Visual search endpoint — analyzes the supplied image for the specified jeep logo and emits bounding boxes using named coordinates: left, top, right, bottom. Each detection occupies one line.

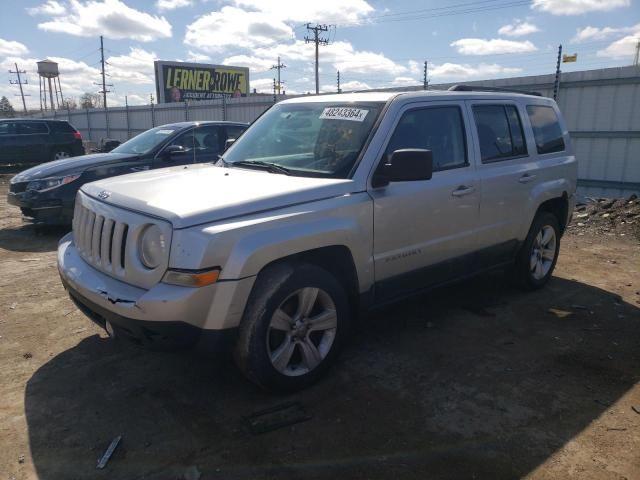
left=97, top=191, right=111, bottom=200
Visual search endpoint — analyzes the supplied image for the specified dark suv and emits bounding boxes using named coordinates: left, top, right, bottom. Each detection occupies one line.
left=0, top=119, right=85, bottom=167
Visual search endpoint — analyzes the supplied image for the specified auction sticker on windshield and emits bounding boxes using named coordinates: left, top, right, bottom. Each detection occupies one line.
left=320, top=107, right=369, bottom=122
left=156, top=129, right=174, bottom=135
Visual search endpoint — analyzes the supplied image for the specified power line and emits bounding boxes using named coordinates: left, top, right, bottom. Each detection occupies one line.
left=9, top=63, right=29, bottom=114
left=305, top=23, right=329, bottom=95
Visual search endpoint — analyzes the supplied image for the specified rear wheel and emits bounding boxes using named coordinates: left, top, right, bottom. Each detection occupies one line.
left=235, top=262, right=350, bottom=391
left=51, top=148, right=70, bottom=161
left=514, top=211, right=560, bottom=290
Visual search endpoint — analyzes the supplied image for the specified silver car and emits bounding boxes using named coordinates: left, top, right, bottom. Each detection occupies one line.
left=58, top=89, right=577, bottom=390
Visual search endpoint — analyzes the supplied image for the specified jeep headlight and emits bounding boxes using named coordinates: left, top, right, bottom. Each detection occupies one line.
left=27, top=174, right=80, bottom=192
left=139, top=224, right=166, bottom=269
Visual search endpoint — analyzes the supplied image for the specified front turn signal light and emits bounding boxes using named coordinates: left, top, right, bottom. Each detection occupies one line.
left=162, top=267, right=221, bottom=287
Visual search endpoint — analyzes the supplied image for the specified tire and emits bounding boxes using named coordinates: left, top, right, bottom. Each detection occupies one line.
left=514, top=211, right=561, bottom=290
left=234, top=262, right=350, bottom=392
left=51, top=148, right=70, bottom=161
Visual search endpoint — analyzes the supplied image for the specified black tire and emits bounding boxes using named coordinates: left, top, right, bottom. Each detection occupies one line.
left=234, top=262, right=350, bottom=392
left=514, top=211, right=561, bottom=290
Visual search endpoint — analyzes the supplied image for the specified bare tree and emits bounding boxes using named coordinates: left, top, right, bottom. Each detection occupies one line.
left=79, top=92, right=103, bottom=109
left=61, top=98, right=78, bottom=110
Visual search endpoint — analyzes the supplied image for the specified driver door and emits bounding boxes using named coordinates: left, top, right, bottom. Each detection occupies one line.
left=369, top=102, right=480, bottom=302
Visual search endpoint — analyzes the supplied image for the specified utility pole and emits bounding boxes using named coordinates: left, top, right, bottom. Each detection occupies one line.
left=305, top=23, right=329, bottom=95
left=270, top=56, right=286, bottom=94
left=273, top=78, right=277, bottom=103
left=634, top=41, right=640, bottom=66
left=423, top=61, right=428, bottom=90
left=9, top=62, right=29, bottom=113
left=337, top=70, right=341, bottom=93
left=95, top=36, right=112, bottom=108
left=553, top=44, right=562, bottom=101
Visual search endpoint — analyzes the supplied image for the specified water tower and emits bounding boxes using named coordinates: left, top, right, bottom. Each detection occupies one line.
left=37, top=59, right=64, bottom=111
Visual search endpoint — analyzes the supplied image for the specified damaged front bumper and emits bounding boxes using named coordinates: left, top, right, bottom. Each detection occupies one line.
left=57, top=233, right=253, bottom=350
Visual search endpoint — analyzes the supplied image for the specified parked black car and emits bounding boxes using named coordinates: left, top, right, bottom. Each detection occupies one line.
left=0, top=119, right=85, bottom=166
left=8, top=121, right=248, bottom=225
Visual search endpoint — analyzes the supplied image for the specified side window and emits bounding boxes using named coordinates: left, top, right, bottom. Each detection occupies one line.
left=169, top=130, right=197, bottom=151
left=0, top=122, right=15, bottom=135
left=17, top=122, right=48, bottom=135
left=385, top=106, right=467, bottom=171
left=526, top=105, right=565, bottom=154
left=194, top=126, right=223, bottom=156
left=225, top=125, right=246, bottom=141
left=473, top=105, right=527, bottom=162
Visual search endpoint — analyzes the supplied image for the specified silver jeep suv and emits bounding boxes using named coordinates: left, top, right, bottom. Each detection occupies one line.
left=58, top=88, right=577, bottom=390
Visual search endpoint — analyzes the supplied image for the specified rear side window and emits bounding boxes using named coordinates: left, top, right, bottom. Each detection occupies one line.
left=0, top=122, right=14, bottom=135
left=526, top=105, right=565, bottom=154
left=385, top=106, right=467, bottom=171
left=17, top=122, right=48, bottom=135
left=226, top=125, right=246, bottom=140
left=473, top=105, right=527, bottom=162
left=49, top=121, right=76, bottom=133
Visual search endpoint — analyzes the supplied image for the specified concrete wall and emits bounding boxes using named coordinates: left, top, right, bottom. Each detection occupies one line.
left=38, top=66, right=640, bottom=197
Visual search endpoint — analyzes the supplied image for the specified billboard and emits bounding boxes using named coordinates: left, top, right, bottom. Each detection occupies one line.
left=154, top=60, right=250, bottom=103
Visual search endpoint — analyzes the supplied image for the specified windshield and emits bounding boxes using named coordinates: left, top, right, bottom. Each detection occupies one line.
left=223, top=102, right=384, bottom=178
left=112, top=125, right=180, bottom=155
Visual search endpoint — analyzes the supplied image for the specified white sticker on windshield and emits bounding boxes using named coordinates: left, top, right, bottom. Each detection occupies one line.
left=156, top=129, right=174, bottom=135
left=320, top=107, right=369, bottom=122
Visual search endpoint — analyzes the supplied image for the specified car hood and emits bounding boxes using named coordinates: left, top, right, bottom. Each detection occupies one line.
left=10, top=152, right=137, bottom=182
left=81, top=163, right=356, bottom=229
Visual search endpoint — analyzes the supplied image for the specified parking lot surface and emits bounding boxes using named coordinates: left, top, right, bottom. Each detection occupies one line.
left=1, top=174, right=639, bottom=480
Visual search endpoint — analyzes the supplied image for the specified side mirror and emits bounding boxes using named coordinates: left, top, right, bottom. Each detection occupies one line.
left=161, top=144, right=186, bottom=161
left=224, top=138, right=236, bottom=151
left=372, top=149, right=433, bottom=188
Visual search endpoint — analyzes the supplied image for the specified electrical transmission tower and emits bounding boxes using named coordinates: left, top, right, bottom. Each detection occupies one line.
left=337, top=71, right=341, bottom=93
left=305, top=24, right=329, bottom=95
left=271, top=56, right=286, bottom=95
left=9, top=63, right=29, bottom=113
left=423, top=61, right=428, bottom=90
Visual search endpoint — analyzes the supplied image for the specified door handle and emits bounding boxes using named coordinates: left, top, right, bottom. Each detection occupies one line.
left=519, top=173, right=537, bottom=184
left=451, top=185, right=475, bottom=197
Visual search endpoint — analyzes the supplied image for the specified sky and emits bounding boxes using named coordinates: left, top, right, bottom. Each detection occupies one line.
left=0, top=0, right=638, bottom=110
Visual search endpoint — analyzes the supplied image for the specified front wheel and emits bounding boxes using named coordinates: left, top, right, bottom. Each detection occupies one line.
left=514, top=212, right=561, bottom=290
left=234, top=263, right=350, bottom=391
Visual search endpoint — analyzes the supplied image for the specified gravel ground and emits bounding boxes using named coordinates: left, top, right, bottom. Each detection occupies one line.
left=1, top=174, right=639, bottom=480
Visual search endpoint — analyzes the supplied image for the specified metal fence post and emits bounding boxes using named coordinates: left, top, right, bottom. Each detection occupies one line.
left=105, top=108, right=110, bottom=139
left=125, top=104, right=131, bottom=139
left=222, top=95, right=227, bottom=121
left=86, top=108, right=92, bottom=141
left=184, top=100, right=189, bottom=121
left=151, top=102, right=155, bottom=127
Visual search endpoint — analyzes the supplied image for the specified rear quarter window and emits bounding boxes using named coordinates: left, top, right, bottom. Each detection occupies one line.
left=526, top=105, right=565, bottom=154
left=49, top=121, right=76, bottom=133
left=18, top=122, right=48, bottom=135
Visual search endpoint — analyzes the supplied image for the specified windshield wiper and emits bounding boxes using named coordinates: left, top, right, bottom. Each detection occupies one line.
left=230, top=160, right=292, bottom=175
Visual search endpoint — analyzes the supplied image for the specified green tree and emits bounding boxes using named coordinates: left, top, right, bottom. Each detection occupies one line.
left=0, top=96, right=16, bottom=118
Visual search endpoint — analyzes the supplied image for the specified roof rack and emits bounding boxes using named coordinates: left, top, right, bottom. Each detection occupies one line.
left=448, top=85, right=542, bottom=97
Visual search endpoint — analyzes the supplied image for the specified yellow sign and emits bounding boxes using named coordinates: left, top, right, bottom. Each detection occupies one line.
left=562, top=54, right=578, bottom=63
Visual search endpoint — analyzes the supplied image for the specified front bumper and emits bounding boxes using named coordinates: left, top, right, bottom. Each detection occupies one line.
left=57, top=233, right=255, bottom=350
left=8, top=189, right=72, bottom=224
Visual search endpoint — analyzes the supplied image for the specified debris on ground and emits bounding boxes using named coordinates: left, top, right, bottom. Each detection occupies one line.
left=17, top=454, right=24, bottom=464
left=568, top=194, right=640, bottom=239
left=181, top=465, right=202, bottom=480
left=9, top=302, right=17, bottom=310
left=547, top=308, right=573, bottom=318
left=632, top=406, right=640, bottom=415
left=245, top=402, right=310, bottom=435
left=22, top=353, right=32, bottom=359
left=96, top=435, right=121, bottom=469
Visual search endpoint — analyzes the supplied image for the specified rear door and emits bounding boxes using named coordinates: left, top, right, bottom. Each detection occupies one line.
left=16, top=121, right=50, bottom=164
left=466, top=100, right=534, bottom=264
left=369, top=101, right=480, bottom=302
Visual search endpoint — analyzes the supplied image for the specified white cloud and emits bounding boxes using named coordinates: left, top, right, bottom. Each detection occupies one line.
left=340, top=80, right=371, bottom=91
left=431, top=63, right=522, bottom=79
left=250, top=77, right=275, bottom=93
left=391, top=76, right=419, bottom=86
left=597, top=34, right=640, bottom=58
left=185, top=6, right=293, bottom=52
left=26, top=0, right=66, bottom=15
left=34, top=0, right=172, bottom=42
left=156, top=0, right=191, bottom=11
left=573, top=23, right=640, bottom=42
left=498, top=21, right=540, bottom=37
left=186, top=50, right=211, bottom=62
left=232, top=0, right=374, bottom=24
left=451, top=38, right=538, bottom=55
left=223, top=55, right=274, bottom=72
left=531, top=0, right=630, bottom=15
left=106, top=48, right=157, bottom=84
left=407, top=60, right=422, bottom=76
left=0, top=38, right=29, bottom=57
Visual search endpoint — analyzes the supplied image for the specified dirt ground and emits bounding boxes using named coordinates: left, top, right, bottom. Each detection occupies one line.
left=1, top=174, right=639, bottom=480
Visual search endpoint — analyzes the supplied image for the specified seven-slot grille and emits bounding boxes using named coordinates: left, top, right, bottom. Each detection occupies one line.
left=73, top=200, right=129, bottom=277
